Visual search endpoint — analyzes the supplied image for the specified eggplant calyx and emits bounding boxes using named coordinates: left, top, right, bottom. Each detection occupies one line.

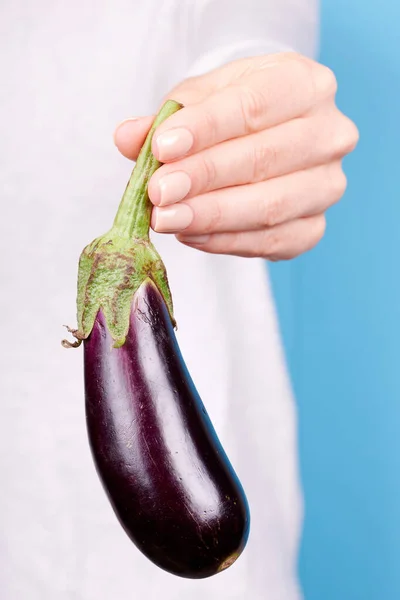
left=61, top=325, right=84, bottom=348
left=68, top=231, right=174, bottom=348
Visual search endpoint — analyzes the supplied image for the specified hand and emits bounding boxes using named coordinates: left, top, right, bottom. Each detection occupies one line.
left=114, top=53, right=359, bottom=260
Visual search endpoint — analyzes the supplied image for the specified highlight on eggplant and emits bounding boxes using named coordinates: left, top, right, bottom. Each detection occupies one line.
left=63, top=100, right=250, bottom=579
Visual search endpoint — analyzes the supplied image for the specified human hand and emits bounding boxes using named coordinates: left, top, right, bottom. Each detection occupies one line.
left=114, top=53, right=359, bottom=260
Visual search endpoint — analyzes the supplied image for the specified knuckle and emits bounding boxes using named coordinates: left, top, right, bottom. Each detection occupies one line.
left=332, top=165, right=348, bottom=200
left=285, top=56, right=318, bottom=108
left=292, top=59, right=322, bottom=112
left=250, top=143, right=277, bottom=182
left=296, top=55, right=316, bottom=85
left=328, top=163, right=347, bottom=202
left=332, top=115, right=360, bottom=158
left=319, top=214, right=327, bottom=238
left=280, top=51, right=304, bottom=62
left=201, top=155, right=217, bottom=191
left=314, top=215, right=327, bottom=243
left=336, top=172, right=348, bottom=200
left=346, top=118, right=360, bottom=151
left=213, top=232, right=243, bottom=256
left=259, top=228, right=282, bottom=259
left=314, top=63, right=338, bottom=99
left=321, top=65, right=338, bottom=96
left=239, top=86, right=267, bottom=133
left=203, top=198, right=223, bottom=233
left=267, top=253, right=281, bottom=263
left=258, top=194, right=286, bottom=228
left=201, top=108, right=218, bottom=146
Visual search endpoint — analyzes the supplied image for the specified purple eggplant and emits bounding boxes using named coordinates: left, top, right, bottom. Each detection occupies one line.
left=63, top=100, right=250, bottom=578
left=84, top=280, right=249, bottom=577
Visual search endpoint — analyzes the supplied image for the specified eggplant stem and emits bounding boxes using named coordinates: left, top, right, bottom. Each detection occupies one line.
left=112, top=100, right=183, bottom=240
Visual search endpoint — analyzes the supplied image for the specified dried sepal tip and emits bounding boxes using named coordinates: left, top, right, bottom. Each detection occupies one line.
left=61, top=325, right=85, bottom=349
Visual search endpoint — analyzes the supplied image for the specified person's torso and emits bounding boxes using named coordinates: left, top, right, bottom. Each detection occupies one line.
left=0, top=2, right=302, bottom=598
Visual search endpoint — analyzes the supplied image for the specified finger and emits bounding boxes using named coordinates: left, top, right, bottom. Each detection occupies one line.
left=165, top=53, right=296, bottom=104
left=113, top=116, right=154, bottom=160
left=148, top=109, right=354, bottom=206
left=176, top=215, right=326, bottom=260
left=151, top=55, right=324, bottom=162
left=151, top=162, right=345, bottom=235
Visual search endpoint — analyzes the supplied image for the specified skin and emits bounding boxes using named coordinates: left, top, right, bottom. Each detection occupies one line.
left=84, top=282, right=249, bottom=578
left=114, top=53, right=359, bottom=260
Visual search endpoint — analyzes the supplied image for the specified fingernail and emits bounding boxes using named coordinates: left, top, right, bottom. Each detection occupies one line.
left=156, top=171, right=192, bottom=206
left=178, top=234, right=210, bottom=245
left=113, top=117, right=140, bottom=145
left=154, top=128, right=194, bottom=161
left=152, top=204, right=194, bottom=233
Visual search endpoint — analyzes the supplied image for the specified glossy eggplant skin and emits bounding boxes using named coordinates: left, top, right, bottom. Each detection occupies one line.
left=84, top=280, right=250, bottom=579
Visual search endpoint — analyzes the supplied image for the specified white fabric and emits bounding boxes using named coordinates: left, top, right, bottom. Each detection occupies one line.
left=0, top=1, right=318, bottom=599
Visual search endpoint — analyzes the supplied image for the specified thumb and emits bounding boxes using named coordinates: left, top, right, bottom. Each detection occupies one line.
left=113, top=115, right=154, bottom=160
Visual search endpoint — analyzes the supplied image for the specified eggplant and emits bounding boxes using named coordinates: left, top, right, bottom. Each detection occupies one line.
left=63, top=100, right=250, bottom=578
left=84, top=280, right=249, bottom=577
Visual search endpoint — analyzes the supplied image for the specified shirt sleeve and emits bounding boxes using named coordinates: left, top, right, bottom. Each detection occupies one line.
left=186, top=0, right=319, bottom=77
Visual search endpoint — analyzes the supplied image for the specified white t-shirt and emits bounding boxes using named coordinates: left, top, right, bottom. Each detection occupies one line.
left=0, top=1, right=318, bottom=599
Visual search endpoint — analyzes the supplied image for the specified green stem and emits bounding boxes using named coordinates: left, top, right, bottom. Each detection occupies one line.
left=112, top=100, right=183, bottom=239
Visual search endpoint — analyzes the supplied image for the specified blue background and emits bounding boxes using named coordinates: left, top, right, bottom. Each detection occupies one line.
left=270, top=1, right=400, bottom=599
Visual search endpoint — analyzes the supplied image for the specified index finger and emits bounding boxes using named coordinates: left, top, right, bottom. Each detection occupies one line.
left=152, top=54, right=317, bottom=162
